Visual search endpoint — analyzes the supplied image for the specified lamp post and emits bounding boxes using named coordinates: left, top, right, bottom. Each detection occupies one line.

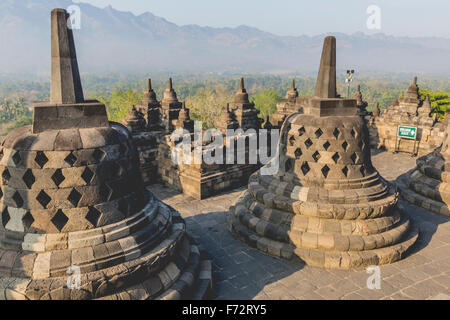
left=345, top=69, right=355, bottom=98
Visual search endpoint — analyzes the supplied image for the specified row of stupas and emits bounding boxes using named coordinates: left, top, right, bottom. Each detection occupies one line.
left=228, top=36, right=419, bottom=269
left=0, top=9, right=212, bottom=300
left=123, top=75, right=267, bottom=199
left=370, top=77, right=446, bottom=155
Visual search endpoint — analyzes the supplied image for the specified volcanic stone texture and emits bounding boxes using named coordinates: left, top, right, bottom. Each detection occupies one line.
left=228, top=114, right=419, bottom=269
left=0, top=122, right=213, bottom=299
left=397, top=123, right=450, bottom=217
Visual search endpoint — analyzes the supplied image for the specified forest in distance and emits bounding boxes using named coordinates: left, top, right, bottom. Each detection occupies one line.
left=0, top=72, right=449, bottom=134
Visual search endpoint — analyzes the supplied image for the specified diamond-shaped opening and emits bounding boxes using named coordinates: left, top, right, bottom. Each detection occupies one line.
left=2, top=207, right=10, bottom=227
left=350, top=152, right=358, bottom=164
left=51, top=169, right=65, bottom=187
left=51, top=209, right=68, bottom=232
left=2, top=168, right=11, bottom=184
left=323, top=141, right=331, bottom=151
left=22, top=211, right=34, bottom=230
left=35, top=151, right=49, bottom=168
left=289, top=136, right=296, bottom=146
left=285, top=159, right=293, bottom=172
left=342, top=166, right=349, bottom=177
left=321, top=165, right=330, bottom=178
left=304, top=138, right=313, bottom=149
left=315, top=128, right=323, bottom=138
left=12, top=191, right=24, bottom=208
left=68, top=188, right=82, bottom=207
left=36, top=190, right=51, bottom=209
left=298, top=127, right=306, bottom=136
left=360, top=166, right=366, bottom=177
left=22, top=169, right=35, bottom=189
left=64, top=152, right=77, bottom=166
left=294, top=148, right=302, bottom=159
left=342, top=141, right=348, bottom=151
left=0, top=187, right=3, bottom=200
left=312, top=151, right=321, bottom=162
left=301, top=162, right=310, bottom=175
left=350, top=128, right=357, bottom=138
left=12, top=151, right=21, bottom=166
left=99, top=184, right=112, bottom=202
left=86, top=206, right=101, bottom=227
left=81, top=167, right=94, bottom=184
left=333, top=128, right=340, bottom=139
left=0, top=149, right=3, bottom=162
left=93, top=148, right=106, bottom=162
left=118, top=198, right=129, bottom=215
left=332, top=152, right=340, bottom=164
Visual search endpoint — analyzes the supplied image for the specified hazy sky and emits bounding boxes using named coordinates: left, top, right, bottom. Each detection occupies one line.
left=75, top=0, right=450, bottom=38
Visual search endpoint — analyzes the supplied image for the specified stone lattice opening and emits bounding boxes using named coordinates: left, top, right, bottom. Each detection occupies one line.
left=323, top=141, right=331, bottom=151
left=22, top=169, right=35, bottom=189
left=51, top=169, right=65, bottom=187
left=86, top=206, right=101, bottom=227
left=68, top=188, right=82, bottom=207
left=332, top=152, right=340, bottom=164
left=51, top=209, right=69, bottom=231
left=35, top=151, right=49, bottom=168
left=312, top=151, right=321, bottom=162
left=342, top=166, right=349, bottom=177
left=301, top=162, right=310, bottom=175
left=315, top=128, right=323, bottom=138
left=36, top=190, right=52, bottom=209
left=22, top=211, right=34, bottom=230
left=321, top=165, right=330, bottom=178
left=93, top=148, right=106, bottom=162
left=304, top=138, right=313, bottom=149
left=2, top=168, right=11, bottom=184
left=289, top=136, right=296, bottom=146
left=2, top=207, right=10, bottom=227
left=298, top=126, right=306, bottom=137
left=12, top=151, right=22, bottom=166
left=64, top=152, right=77, bottom=166
left=350, top=153, right=358, bottom=164
left=342, top=141, right=348, bottom=151
left=12, top=191, right=24, bottom=207
left=81, top=167, right=94, bottom=184
left=294, top=148, right=302, bottom=159
left=333, top=128, right=340, bottom=139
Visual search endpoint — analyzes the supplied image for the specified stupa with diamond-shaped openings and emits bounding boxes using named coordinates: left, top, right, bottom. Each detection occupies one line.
left=228, top=36, right=419, bottom=269
left=0, top=9, right=212, bottom=300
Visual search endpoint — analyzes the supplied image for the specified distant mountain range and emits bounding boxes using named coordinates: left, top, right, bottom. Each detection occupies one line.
left=1, top=0, right=450, bottom=75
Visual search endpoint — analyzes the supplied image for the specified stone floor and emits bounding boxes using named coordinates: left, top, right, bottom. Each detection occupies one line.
left=149, top=150, right=450, bottom=300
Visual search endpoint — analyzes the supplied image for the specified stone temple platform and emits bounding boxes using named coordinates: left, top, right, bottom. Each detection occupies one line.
left=0, top=9, right=212, bottom=300
left=397, top=122, right=450, bottom=217
left=150, top=150, right=450, bottom=300
left=228, top=36, right=418, bottom=269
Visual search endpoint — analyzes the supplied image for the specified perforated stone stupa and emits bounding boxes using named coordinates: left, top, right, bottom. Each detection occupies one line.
left=0, top=9, right=212, bottom=300
left=397, top=121, right=450, bottom=217
left=228, top=36, right=419, bottom=269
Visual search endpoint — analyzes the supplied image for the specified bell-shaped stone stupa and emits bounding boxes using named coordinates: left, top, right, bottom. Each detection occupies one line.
left=228, top=36, right=418, bottom=269
left=0, top=9, right=212, bottom=300
left=397, top=120, right=450, bottom=217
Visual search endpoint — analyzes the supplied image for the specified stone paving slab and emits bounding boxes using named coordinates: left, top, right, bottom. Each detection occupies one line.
left=149, top=150, right=450, bottom=300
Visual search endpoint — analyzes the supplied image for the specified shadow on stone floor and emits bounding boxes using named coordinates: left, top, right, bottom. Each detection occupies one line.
left=184, top=211, right=304, bottom=300
left=399, top=199, right=450, bottom=258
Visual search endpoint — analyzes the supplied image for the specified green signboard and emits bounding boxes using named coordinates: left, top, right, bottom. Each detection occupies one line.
left=397, top=125, right=417, bottom=140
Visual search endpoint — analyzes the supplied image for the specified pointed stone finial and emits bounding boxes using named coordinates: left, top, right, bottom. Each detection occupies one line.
left=291, top=79, right=296, bottom=90
left=50, top=8, right=84, bottom=104
left=168, top=78, right=173, bottom=90
left=148, top=78, right=152, bottom=91
left=314, top=36, right=337, bottom=99
left=240, top=77, right=245, bottom=91
left=357, top=84, right=361, bottom=92
left=414, top=76, right=417, bottom=85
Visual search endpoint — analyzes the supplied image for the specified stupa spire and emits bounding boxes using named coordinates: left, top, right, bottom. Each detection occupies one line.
left=50, top=8, right=84, bottom=104
left=314, top=36, right=337, bottom=98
